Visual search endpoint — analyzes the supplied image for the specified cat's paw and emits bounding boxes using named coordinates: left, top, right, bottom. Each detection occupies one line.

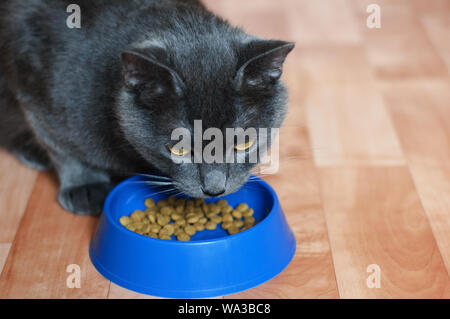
left=12, top=144, right=52, bottom=171
left=58, top=183, right=114, bottom=216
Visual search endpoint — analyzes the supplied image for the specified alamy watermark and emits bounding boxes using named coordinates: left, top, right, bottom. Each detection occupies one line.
left=66, top=264, right=81, bottom=288
left=366, top=4, right=381, bottom=29
left=66, top=4, right=81, bottom=29
left=366, top=264, right=381, bottom=288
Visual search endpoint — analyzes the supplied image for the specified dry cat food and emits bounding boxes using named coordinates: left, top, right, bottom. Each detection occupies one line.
left=119, top=197, right=256, bottom=241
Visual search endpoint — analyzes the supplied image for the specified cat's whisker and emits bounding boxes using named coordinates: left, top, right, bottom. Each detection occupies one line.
left=127, top=180, right=173, bottom=186
left=248, top=176, right=263, bottom=180
left=141, top=187, right=179, bottom=198
left=171, top=191, right=185, bottom=198
left=250, top=172, right=275, bottom=177
left=134, top=173, right=172, bottom=181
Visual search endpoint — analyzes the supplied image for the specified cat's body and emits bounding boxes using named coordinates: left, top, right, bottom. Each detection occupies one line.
left=0, top=0, right=293, bottom=215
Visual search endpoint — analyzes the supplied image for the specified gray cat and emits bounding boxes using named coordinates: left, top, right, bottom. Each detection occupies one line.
left=0, top=0, right=294, bottom=215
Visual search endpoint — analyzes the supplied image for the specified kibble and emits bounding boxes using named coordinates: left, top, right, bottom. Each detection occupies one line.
left=144, top=198, right=155, bottom=208
left=184, top=225, right=196, bottom=236
left=209, top=204, right=220, bottom=214
left=150, top=224, right=161, bottom=234
left=206, top=212, right=218, bottom=218
left=147, top=213, right=156, bottom=224
left=120, top=197, right=257, bottom=240
left=187, top=216, right=199, bottom=224
left=175, top=205, right=184, bottom=214
left=142, top=224, right=151, bottom=234
left=210, top=215, right=222, bottom=224
left=185, top=212, right=196, bottom=219
left=168, top=196, right=176, bottom=206
left=157, top=214, right=171, bottom=226
left=205, top=221, right=217, bottom=230
left=126, top=224, right=136, bottom=232
left=130, top=210, right=145, bottom=221
left=119, top=216, right=132, bottom=226
left=243, top=208, right=254, bottom=217
left=161, top=224, right=175, bottom=236
left=217, top=199, right=228, bottom=207
left=133, top=221, right=144, bottom=230
left=195, top=198, right=205, bottom=206
left=221, top=205, right=233, bottom=214
left=231, top=210, right=242, bottom=219
left=160, top=206, right=173, bottom=216
left=175, top=218, right=187, bottom=226
left=186, top=206, right=195, bottom=215
left=228, top=226, right=240, bottom=235
left=235, top=220, right=244, bottom=228
left=221, top=221, right=233, bottom=229
left=177, top=233, right=191, bottom=241
left=171, top=213, right=183, bottom=221
left=244, top=216, right=255, bottom=225
left=222, top=214, right=233, bottom=223
left=157, top=199, right=168, bottom=207
left=194, top=223, right=205, bottom=231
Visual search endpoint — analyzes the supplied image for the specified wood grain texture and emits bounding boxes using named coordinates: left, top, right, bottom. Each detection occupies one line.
left=0, top=0, right=449, bottom=299
left=107, top=283, right=224, bottom=299
left=203, top=0, right=292, bottom=40
left=412, top=0, right=450, bottom=14
left=299, top=48, right=405, bottom=166
left=380, top=79, right=450, bottom=273
left=318, top=167, right=450, bottom=298
left=0, top=243, right=11, bottom=276
left=291, top=47, right=374, bottom=84
left=352, top=0, right=448, bottom=79
left=420, top=13, right=450, bottom=74
left=107, top=283, right=162, bottom=299
left=0, top=150, right=38, bottom=243
left=287, top=0, right=362, bottom=46
left=0, top=173, right=110, bottom=298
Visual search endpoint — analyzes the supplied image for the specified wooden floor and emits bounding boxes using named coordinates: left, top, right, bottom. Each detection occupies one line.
left=1, top=0, right=449, bottom=298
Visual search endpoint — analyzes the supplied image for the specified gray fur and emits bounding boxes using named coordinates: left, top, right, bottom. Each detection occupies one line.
left=0, top=0, right=294, bottom=215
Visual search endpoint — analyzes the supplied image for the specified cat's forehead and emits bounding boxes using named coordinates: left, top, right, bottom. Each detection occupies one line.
left=134, top=33, right=272, bottom=130
left=172, top=43, right=238, bottom=87
left=169, top=42, right=244, bottom=126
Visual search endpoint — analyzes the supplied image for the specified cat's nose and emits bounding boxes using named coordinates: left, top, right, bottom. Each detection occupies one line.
left=202, top=170, right=226, bottom=197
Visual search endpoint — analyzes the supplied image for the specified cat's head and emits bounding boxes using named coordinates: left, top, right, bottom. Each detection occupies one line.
left=117, top=33, right=294, bottom=198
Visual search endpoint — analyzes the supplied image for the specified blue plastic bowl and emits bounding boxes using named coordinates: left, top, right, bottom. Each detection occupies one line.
left=90, top=175, right=296, bottom=298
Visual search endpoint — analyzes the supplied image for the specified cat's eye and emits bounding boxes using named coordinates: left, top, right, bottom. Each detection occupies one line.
left=234, top=140, right=255, bottom=151
left=168, top=146, right=190, bottom=156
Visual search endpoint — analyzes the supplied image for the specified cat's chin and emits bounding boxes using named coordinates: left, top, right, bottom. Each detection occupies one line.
left=170, top=174, right=250, bottom=199
left=174, top=188, right=212, bottom=199
left=175, top=183, right=248, bottom=199
left=172, top=186, right=234, bottom=199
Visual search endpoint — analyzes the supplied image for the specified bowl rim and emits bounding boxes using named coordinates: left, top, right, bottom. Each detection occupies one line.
left=103, top=175, right=280, bottom=245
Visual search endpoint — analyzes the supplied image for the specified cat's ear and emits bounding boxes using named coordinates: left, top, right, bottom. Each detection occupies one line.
left=120, top=48, right=184, bottom=97
left=235, top=40, right=295, bottom=89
